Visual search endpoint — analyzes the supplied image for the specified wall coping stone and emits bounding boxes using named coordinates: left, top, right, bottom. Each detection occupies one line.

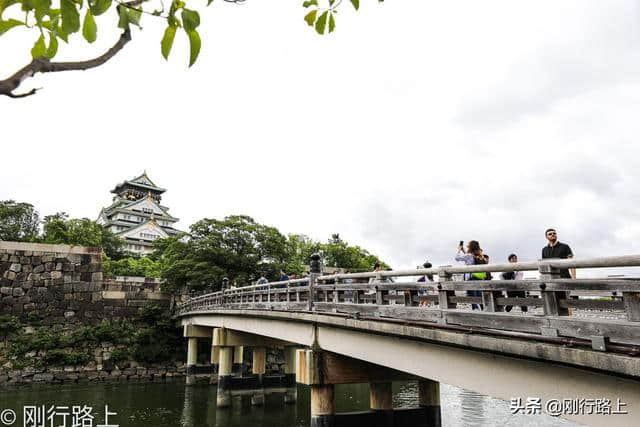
left=0, top=241, right=101, bottom=255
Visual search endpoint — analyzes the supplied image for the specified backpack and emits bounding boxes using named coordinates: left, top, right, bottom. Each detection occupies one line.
left=470, top=256, right=488, bottom=280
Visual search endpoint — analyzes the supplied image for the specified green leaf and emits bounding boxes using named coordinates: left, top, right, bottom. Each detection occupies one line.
left=82, top=9, right=96, bottom=43
left=328, top=12, right=335, bottom=33
left=89, top=0, right=111, bottom=16
left=161, top=25, right=176, bottom=60
left=117, top=5, right=141, bottom=30
left=206, top=0, right=213, bottom=6
left=315, top=10, right=327, bottom=35
left=187, top=29, right=200, bottom=67
left=34, top=0, right=51, bottom=25
left=45, top=31, right=58, bottom=57
left=181, top=8, right=199, bottom=32
left=127, top=7, right=141, bottom=27
left=31, top=33, right=46, bottom=58
left=60, top=0, right=79, bottom=35
left=350, top=0, right=359, bottom=10
left=303, top=9, right=316, bottom=27
left=302, top=0, right=317, bottom=7
left=0, top=18, right=24, bottom=36
left=1, top=0, right=21, bottom=16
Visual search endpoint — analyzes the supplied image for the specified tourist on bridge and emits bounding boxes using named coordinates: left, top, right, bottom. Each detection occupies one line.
left=455, top=240, right=488, bottom=310
left=256, top=274, right=269, bottom=285
left=279, top=270, right=290, bottom=282
left=542, top=228, right=575, bottom=279
left=417, top=261, right=434, bottom=307
left=501, top=253, right=527, bottom=313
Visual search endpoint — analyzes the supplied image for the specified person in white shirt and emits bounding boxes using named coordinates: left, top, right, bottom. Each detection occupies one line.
left=501, top=253, right=527, bottom=312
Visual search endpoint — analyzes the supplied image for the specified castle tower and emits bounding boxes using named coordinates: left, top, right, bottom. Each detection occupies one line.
left=97, top=171, right=181, bottom=255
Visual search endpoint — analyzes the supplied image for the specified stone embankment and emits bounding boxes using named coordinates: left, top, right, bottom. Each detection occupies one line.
left=0, top=242, right=182, bottom=387
left=0, top=242, right=169, bottom=322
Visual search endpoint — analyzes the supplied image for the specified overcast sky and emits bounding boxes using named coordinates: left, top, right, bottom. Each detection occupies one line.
left=2, top=1, right=640, bottom=275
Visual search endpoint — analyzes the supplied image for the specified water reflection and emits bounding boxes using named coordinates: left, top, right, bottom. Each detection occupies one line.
left=459, top=390, right=487, bottom=426
left=0, top=381, right=579, bottom=427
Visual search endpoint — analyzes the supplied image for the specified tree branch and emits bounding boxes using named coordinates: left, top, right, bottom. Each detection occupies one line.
left=0, top=29, right=132, bottom=99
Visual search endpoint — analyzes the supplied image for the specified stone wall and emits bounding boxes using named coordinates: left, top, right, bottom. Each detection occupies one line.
left=0, top=242, right=178, bottom=387
left=0, top=242, right=169, bottom=323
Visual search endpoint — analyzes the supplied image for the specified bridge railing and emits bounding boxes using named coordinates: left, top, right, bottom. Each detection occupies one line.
left=176, top=254, right=640, bottom=348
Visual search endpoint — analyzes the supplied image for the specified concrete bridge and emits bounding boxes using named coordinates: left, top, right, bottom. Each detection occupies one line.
left=175, top=254, right=640, bottom=427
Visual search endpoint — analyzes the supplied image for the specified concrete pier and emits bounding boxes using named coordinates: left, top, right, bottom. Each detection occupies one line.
left=419, top=379, right=441, bottom=427
left=216, top=346, right=234, bottom=408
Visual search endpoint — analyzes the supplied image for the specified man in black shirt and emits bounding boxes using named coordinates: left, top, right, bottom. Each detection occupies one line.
left=541, top=228, right=575, bottom=279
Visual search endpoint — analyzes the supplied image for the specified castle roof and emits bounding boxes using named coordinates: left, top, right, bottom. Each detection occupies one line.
left=110, top=171, right=166, bottom=195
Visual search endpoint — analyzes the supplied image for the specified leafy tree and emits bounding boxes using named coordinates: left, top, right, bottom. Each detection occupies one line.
left=286, top=232, right=387, bottom=273
left=102, top=255, right=163, bottom=277
left=0, top=200, right=40, bottom=242
left=283, top=233, right=322, bottom=274
left=154, top=215, right=289, bottom=292
left=42, top=212, right=124, bottom=258
left=322, top=233, right=386, bottom=271
left=0, top=0, right=381, bottom=98
left=152, top=215, right=388, bottom=293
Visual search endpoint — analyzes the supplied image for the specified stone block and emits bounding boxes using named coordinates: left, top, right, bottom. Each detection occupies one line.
left=91, top=272, right=103, bottom=282
left=51, top=271, right=63, bottom=280
left=22, top=264, right=32, bottom=273
left=44, top=262, right=54, bottom=272
left=55, top=263, right=63, bottom=271
left=9, top=263, right=21, bottom=272
left=3, top=271, right=16, bottom=281
left=33, top=264, right=45, bottom=274
left=0, top=287, right=11, bottom=295
left=32, top=256, right=41, bottom=265
left=41, top=255, right=54, bottom=263
left=64, top=311, right=75, bottom=318
left=20, top=257, right=31, bottom=264
left=73, top=283, right=89, bottom=292
left=9, top=255, right=19, bottom=263
left=12, top=288, right=24, bottom=297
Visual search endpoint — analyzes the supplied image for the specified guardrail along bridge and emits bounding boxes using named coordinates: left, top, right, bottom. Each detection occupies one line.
left=175, top=254, right=640, bottom=427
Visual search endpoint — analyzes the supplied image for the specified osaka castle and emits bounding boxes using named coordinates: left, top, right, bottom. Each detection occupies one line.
left=97, top=171, right=181, bottom=255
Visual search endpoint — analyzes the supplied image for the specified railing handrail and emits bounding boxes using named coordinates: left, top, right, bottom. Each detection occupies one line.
left=317, top=254, right=640, bottom=281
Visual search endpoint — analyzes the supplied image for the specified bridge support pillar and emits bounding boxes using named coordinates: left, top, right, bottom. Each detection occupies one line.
left=216, top=346, right=234, bottom=408
left=210, top=342, right=220, bottom=385
left=284, top=346, right=297, bottom=404
left=370, top=381, right=394, bottom=427
left=419, top=379, right=441, bottom=427
left=311, top=384, right=335, bottom=427
left=251, top=346, right=266, bottom=406
left=233, top=345, right=244, bottom=376
left=186, top=337, right=197, bottom=386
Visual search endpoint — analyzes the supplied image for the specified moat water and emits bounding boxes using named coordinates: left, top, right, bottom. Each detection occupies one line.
left=0, top=381, right=579, bottom=426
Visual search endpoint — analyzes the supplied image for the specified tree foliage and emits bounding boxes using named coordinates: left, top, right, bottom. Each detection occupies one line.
left=41, top=212, right=124, bottom=258
left=154, top=216, right=387, bottom=292
left=155, top=215, right=289, bottom=292
left=0, top=0, right=383, bottom=98
left=0, top=200, right=40, bottom=242
left=102, top=254, right=163, bottom=277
